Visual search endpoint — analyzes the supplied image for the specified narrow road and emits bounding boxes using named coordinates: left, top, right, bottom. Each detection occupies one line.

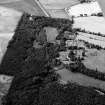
left=35, top=0, right=50, bottom=17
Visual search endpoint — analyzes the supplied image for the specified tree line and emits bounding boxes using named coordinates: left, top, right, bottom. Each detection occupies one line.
left=66, top=51, right=105, bottom=81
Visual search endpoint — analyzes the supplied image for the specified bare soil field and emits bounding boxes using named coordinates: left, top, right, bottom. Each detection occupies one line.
left=0, top=6, right=21, bottom=33
left=0, top=0, right=45, bottom=16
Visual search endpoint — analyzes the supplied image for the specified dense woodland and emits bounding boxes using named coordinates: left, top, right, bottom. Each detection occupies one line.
left=0, top=13, right=73, bottom=76
left=1, top=13, right=105, bottom=105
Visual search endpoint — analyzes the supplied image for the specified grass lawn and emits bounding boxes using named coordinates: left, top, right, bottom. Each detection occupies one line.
left=83, top=48, right=105, bottom=73
left=74, top=16, right=105, bottom=34
left=56, top=68, right=105, bottom=91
